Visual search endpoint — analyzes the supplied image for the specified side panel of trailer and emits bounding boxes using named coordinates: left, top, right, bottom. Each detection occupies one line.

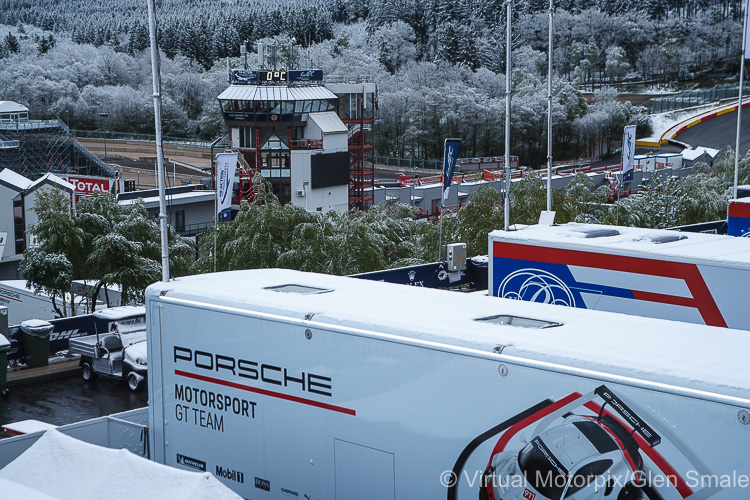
left=489, top=239, right=750, bottom=330
left=148, top=299, right=750, bottom=500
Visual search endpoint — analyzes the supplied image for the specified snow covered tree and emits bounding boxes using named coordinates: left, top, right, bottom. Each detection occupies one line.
left=455, top=186, right=504, bottom=257
left=372, top=21, right=417, bottom=74
left=604, top=45, right=629, bottom=88
left=4, top=31, right=19, bottom=53
left=22, top=188, right=82, bottom=316
left=22, top=250, right=73, bottom=318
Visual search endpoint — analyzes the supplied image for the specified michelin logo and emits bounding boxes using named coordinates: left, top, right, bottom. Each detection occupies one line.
left=176, top=453, right=206, bottom=471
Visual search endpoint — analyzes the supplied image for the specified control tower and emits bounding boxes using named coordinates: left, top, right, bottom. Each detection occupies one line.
left=216, top=43, right=375, bottom=213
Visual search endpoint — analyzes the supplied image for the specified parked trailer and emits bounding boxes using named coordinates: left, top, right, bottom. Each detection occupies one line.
left=146, top=269, right=750, bottom=500
left=489, top=223, right=750, bottom=330
left=5, top=305, right=145, bottom=361
left=0, top=280, right=94, bottom=325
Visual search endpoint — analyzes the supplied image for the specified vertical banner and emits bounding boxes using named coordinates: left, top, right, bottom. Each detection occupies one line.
left=216, top=152, right=238, bottom=222
left=442, top=138, right=461, bottom=201
left=621, top=125, right=636, bottom=182
left=745, top=0, right=750, bottom=59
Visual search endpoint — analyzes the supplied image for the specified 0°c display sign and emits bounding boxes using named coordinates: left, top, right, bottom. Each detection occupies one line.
left=231, top=69, right=323, bottom=84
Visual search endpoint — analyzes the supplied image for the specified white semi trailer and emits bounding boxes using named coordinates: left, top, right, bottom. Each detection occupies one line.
left=489, top=223, right=750, bottom=330
left=146, top=269, right=750, bottom=500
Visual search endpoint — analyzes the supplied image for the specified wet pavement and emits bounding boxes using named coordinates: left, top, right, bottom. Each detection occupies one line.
left=0, top=374, right=148, bottom=439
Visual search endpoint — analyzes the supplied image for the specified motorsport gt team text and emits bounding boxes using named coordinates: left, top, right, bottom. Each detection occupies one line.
left=174, top=384, right=256, bottom=432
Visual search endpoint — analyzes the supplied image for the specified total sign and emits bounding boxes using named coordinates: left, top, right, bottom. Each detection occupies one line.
left=62, top=175, right=115, bottom=195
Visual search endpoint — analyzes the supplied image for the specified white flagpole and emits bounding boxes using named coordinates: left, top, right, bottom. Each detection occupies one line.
left=147, top=0, right=170, bottom=282
left=735, top=0, right=749, bottom=199
left=213, top=154, right=217, bottom=273
left=546, top=0, right=553, bottom=212
left=504, top=0, right=512, bottom=231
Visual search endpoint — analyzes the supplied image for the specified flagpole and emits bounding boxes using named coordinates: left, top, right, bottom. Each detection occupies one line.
left=504, top=0, right=512, bottom=231
left=213, top=154, right=217, bottom=273
left=439, top=139, right=445, bottom=262
left=439, top=138, right=461, bottom=262
left=546, top=0, right=553, bottom=212
left=147, top=0, right=170, bottom=282
left=734, top=0, right=749, bottom=200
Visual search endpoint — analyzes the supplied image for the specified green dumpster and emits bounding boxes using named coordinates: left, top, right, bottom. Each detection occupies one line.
left=0, top=333, right=9, bottom=397
left=20, top=319, right=53, bottom=368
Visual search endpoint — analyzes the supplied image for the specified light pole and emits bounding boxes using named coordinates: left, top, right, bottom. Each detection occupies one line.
left=98, top=112, right=109, bottom=162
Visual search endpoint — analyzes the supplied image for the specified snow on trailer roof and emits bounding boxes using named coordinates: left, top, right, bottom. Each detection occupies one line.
left=92, top=305, right=145, bottom=320
left=490, top=223, right=750, bottom=268
left=147, top=269, right=750, bottom=401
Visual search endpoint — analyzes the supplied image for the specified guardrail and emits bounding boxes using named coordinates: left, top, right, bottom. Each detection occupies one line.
left=652, top=83, right=750, bottom=113
left=0, top=119, right=67, bottom=132
left=71, top=130, right=213, bottom=149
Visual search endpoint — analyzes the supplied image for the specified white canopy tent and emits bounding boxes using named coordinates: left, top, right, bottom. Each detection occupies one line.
left=0, top=430, right=242, bottom=500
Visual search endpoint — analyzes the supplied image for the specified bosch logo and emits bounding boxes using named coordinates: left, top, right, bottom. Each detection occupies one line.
left=498, top=269, right=576, bottom=307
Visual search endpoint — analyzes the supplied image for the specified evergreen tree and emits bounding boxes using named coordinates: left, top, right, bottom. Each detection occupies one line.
left=4, top=31, right=19, bottom=53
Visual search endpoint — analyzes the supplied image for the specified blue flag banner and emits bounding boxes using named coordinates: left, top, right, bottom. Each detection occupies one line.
left=621, top=125, right=636, bottom=182
left=216, top=152, right=238, bottom=222
left=442, top=138, right=461, bottom=201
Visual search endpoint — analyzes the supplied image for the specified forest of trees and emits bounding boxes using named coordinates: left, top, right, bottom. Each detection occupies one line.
left=0, top=0, right=745, bottom=166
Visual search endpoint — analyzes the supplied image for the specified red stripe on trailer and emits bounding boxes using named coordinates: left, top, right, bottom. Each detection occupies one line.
left=487, top=392, right=582, bottom=469
left=494, top=242, right=727, bottom=327
left=728, top=200, right=750, bottom=218
left=584, top=401, right=693, bottom=498
left=581, top=415, right=638, bottom=473
left=630, top=290, right=696, bottom=308
left=0, top=293, right=22, bottom=303
left=175, top=370, right=357, bottom=416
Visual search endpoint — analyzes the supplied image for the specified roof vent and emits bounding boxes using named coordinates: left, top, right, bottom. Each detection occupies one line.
left=475, top=315, right=562, bottom=329
left=646, top=234, right=687, bottom=244
left=263, top=284, right=332, bottom=294
left=576, top=228, right=620, bottom=238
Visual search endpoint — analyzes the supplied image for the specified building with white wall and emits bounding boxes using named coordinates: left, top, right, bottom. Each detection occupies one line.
left=0, top=169, right=74, bottom=279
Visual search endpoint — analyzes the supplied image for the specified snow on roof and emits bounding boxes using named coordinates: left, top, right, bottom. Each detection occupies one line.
left=0, top=168, right=32, bottom=191
left=27, top=172, right=75, bottom=193
left=0, top=430, right=242, bottom=500
left=118, top=190, right=215, bottom=208
left=93, top=305, right=145, bottom=320
left=0, top=101, right=28, bottom=113
left=218, top=84, right=337, bottom=102
left=308, top=111, right=347, bottom=133
left=147, top=268, right=750, bottom=400
left=681, top=146, right=720, bottom=161
left=2, top=419, right=57, bottom=435
left=489, top=223, right=750, bottom=268
left=0, top=280, right=34, bottom=291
